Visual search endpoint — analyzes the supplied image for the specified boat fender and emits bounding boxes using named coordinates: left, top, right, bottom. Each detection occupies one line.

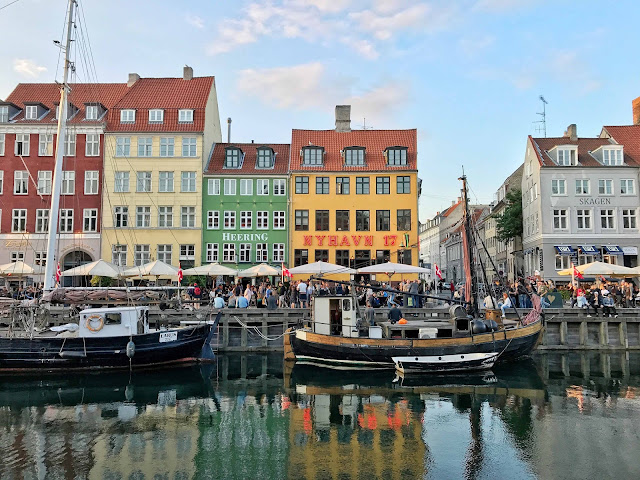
left=484, top=319, right=499, bottom=332
left=85, top=314, right=104, bottom=333
left=471, top=319, right=487, bottom=334
left=126, top=341, right=135, bottom=359
left=398, top=318, right=408, bottom=324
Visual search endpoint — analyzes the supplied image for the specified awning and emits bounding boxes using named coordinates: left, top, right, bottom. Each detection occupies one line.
left=603, top=245, right=624, bottom=255
left=579, top=245, right=598, bottom=254
left=623, top=246, right=638, bottom=255
left=554, top=245, right=575, bottom=255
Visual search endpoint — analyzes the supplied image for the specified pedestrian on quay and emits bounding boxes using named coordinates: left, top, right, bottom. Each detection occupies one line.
left=388, top=304, right=402, bottom=324
left=297, top=280, right=308, bottom=308
left=364, top=301, right=376, bottom=326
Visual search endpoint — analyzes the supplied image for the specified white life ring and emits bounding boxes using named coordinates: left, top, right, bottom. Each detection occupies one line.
left=85, top=314, right=104, bottom=332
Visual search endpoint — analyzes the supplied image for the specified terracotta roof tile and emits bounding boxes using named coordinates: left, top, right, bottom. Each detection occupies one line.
left=205, top=143, right=290, bottom=175
left=290, top=129, right=417, bottom=172
left=530, top=135, right=639, bottom=167
left=441, top=202, right=461, bottom=217
left=602, top=125, right=640, bottom=163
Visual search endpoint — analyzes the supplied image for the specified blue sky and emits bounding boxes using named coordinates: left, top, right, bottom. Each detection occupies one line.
left=1, top=0, right=639, bottom=220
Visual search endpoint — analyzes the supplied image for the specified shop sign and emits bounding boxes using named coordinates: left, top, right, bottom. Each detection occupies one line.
left=302, top=235, right=400, bottom=247
left=222, top=233, right=269, bottom=242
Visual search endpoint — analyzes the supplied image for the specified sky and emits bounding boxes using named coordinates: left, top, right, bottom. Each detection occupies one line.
left=1, top=0, right=639, bottom=221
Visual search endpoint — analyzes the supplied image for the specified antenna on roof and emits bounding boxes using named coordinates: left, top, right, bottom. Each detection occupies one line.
left=358, top=117, right=373, bottom=130
left=534, top=95, right=548, bottom=137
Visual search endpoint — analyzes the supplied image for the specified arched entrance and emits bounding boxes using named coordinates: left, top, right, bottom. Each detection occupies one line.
left=62, top=250, right=93, bottom=287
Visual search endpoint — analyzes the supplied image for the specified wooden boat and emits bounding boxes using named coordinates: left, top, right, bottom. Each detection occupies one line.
left=393, top=352, right=499, bottom=374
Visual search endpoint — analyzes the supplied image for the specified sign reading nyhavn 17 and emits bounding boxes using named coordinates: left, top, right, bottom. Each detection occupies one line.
left=302, top=235, right=399, bottom=247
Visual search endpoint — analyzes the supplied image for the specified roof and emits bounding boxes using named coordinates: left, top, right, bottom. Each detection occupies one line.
left=441, top=201, right=461, bottom=218
left=205, top=143, right=290, bottom=175
left=601, top=124, right=640, bottom=163
left=290, top=129, right=417, bottom=172
left=529, top=135, right=640, bottom=167
left=4, top=83, right=128, bottom=125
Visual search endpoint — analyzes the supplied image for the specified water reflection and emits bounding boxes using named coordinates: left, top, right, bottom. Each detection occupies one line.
left=0, top=353, right=638, bottom=479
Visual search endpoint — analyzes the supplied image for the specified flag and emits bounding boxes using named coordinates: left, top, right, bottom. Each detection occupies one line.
left=282, top=263, right=291, bottom=278
left=573, top=265, right=584, bottom=280
left=55, top=262, right=62, bottom=284
left=435, top=264, right=443, bottom=280
left=177, top=263, right=183, bottom=283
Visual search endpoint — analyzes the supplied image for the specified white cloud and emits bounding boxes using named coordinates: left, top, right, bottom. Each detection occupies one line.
left=342, top=37, right=379, bottom=60
left=13, top=59, right=47, bottom=78
left=473, top=0, right=539, bottom=12
left=549, top=50, right=601, bottom=94
left=344, top=82, right=410, bottom=125
left=458, top=34, right=495, bottom=55
left=288, top=0, right=353, bottom=12
left=185, top=13, right=205, bottom=29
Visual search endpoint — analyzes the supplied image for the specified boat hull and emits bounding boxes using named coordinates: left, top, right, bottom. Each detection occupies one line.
left=393, top=352, right=498, bottom=374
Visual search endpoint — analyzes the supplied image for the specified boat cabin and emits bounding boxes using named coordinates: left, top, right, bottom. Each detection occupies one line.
left=311, top=296, right=359, bottom=338
left=78, top=306, right=150, bottom=338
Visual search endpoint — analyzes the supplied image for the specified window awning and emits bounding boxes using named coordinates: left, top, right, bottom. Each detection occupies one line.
left=554, top=245, right=575, bottom=255
left=579, top=245, right=598, bottom=254
left=603, top=245, right=624, bottom=255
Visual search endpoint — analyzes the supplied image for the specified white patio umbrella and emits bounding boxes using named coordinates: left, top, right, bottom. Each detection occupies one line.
left=288, top=261, right=355, bottom=275
left=123, top=259, right=179, bottom=278
left=237, top=263, right=281, bottom=277
left=357, top=261, right=431, bottom=275
left=558, top=261, right=637, bottom=278
left=61, top=259, right=124, bottom=278
left=182, top=263, right=238, bottom=276
left=0, top=261, right=42, bottom=277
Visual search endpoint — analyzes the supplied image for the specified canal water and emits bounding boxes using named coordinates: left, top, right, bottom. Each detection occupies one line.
left=1, top=352, right=639, bottom=480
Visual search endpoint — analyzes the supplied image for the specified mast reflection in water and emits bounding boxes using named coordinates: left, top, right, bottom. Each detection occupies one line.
left=0, top=352, right=639, bottom=479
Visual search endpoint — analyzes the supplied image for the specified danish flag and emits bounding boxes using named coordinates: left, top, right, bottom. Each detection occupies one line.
left=573, top=265, right=584, bottom=280
left=177, top=264, right=183, bottom=283
left=282, top=263, right=291, bottom=278
left=55, top=262, right=62, bottom=284
left=434, top=264, right=443, bottom=280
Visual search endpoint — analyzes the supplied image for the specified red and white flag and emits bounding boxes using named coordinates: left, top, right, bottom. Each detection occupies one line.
left=177, top=264, right=183, bottom=283
left=55, top=262, right=62, bottom=284
left=282, top=263, right=291, bottom=278
left=573, top=265, right=584, bottom=280
left=434, top=264, right=443, bottom=280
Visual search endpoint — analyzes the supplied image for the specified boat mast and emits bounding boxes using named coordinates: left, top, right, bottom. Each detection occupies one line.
left=44, top=0, right=76, bottom=291
left=459, top=173, right=478, bottom=314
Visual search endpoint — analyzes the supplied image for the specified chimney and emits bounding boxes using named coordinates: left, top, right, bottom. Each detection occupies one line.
left=633, top=96, right=640, bottom=125
left=227, top=117, right=232, bottom=143
left=564, top=124, right=578, bottom=141
left=335, top=105, right=351, bottom=132
left=127, top=73, right=140, bottom=87
left=183, top=65, right=193, bottom=81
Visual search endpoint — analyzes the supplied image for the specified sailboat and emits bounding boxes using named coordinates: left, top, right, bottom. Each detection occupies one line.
left=0, top=0, right=216, bottom=373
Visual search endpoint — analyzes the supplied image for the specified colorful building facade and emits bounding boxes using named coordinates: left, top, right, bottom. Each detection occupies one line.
left=203, top=143, right=290, bottom=269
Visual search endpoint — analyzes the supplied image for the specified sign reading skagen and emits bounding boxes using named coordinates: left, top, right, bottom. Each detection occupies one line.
left=578, top=197, right=612, bottom=205
left=222, top=233, right=268, bottom=242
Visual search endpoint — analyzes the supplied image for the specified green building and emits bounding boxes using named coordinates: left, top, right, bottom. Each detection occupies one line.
left=202, top=143, right=290, bottom=270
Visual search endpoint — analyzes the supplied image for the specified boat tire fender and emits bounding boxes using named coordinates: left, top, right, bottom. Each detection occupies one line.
left=126, top=340, right=135, bottom=358
left=484, top=319, right=499, bottom=332
left=471, top=319, right=487, bottom=334
left=85, top=314, right=104, bottom=333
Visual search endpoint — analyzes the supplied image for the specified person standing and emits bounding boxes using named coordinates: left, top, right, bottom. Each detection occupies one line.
left=409, top=280, right=419, bottom=308
left=297, top=280, right=308, bottom=308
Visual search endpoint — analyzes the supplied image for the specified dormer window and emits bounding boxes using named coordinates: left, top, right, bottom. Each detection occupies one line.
left=120, top=109, right=135, bottom=123
left=603, top=147, right=623, bottom=166
left=149, top=109, right=164, bottom=123
left=179, top=109, right=193, bottom=123
left=224, top=147, right=242, bottom=168
left=302, top=146, right=323, bottom=166
left=25, top=105, right=38, bottom=120
left=0, top=106, right=8, bottom=123
left=256, top=147, right=274, bottom=168
left=344, top=147, right=365, bottom=166
left=385, top=146, right=408, bottom=166
left=86, top=105, right=98, bottom=120
left=556, top=147, right=577, bottom=166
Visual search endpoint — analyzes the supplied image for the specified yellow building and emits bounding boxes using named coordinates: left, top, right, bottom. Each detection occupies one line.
left=101, top=68, right=221, bottom=269
left=289, top=105, right=419, bottom=281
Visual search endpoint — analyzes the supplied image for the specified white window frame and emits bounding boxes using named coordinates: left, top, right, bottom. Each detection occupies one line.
left=239, top=243, right=251, bottom=263
left=257, top=211, right=269, bottom=229
left=159, top=171, right=174, bottom=192
left=115, top=137, right=130, bottom=157
left=83, top=208, right=98, bottom=232
left=272, top=244, right=285, bottom=263
left=182, top=137, right=197, bottom=157
left=620, top=179, right=635, bottom=196
left=112, top=245, right=127, bottom=266
left=208, top=178, right=220, bottom=195
left=25, top=105, right=38, bottom=120
left=551, top=179, right=566, bottom=196
left=224, top=211, right=236, bottom=229
left=206, top=243, right=219, bottom=263
left=181, top=206, right=196, bottom=228
left=555, top=255, right=571, bottom=270
left=85, top=133, right=100, bottom=156
left=61, top=171, right=75, bottom=195
left=576, top=209, right=592, bottom=230
left=256, top=243, right=268, bottom=263
left=622, top=209, right=637, bottom=230
left=575, top=179, right=589, bottom=195
left=273, top=179, right=286, bottom=195
left=160, top=137, right=174, bottom=157
left=598, top=179, right=613, bottom=195
left=0, top=171, right=3, bottom=194
left=37, top=170, right=52, bottom=195
left=179, top=244, right=196, bottom=263
left=600, top=208, right=615, bottom=230
left=35, top=209, right=49, bottom=233
left=10, top=251, right=25, bottom=263
left=14, top=171, right=28, bottom=195
left=114, top=206, right=129, bottom=228
left=557, top=148, right=576, bottom=166
left=157, top=244, right=173, bottom=264
left=158, top=206, right=173, bottom=227
left=603, top=148, right=623, bottom=166
left=120, top=109, right=135, bottom=123
left=84, top=171, right=99, bottom=195
left=273, top=211, right=286, bottom=229
left=137, top=137, right=153, bottom=157
left=257, top=179, right=269, bottom=196
left=34, top=251, right=47, bottom=267
left=178, top=109, right=194, bottom=123
left=149, top=109, right=164, bottom=123
left=85, top=105, right=98, bottom=120
left=223, top=179, right=236, bottom=196
left=240, top=211, right=252, bottom=229
left=134, top=244, right=151, bottom=266
left=12, top=209, right=27, bottom=232
left=64, top=133, right=76, bottom=156
left=114, top=171, right=130, bottom=192
left=552, top=208, right=568, bottom=230
left=181, top=171, right=196, bottom=192
left=14, top=134, right=30, bottom=156
left=39, top=133, right=53, bottom=156
left=223, top=244, right=236, bottom=263
left=240, top=179, right=253, bottom=196
left=136, top=171, right=152, bottom=192
left=207, top=210, right=220, bottom=229
left=136, top=206, right=151, bottom=228
left=0, top=133, right=5, bottom=156
left=59, top=209, right=74, bottom=233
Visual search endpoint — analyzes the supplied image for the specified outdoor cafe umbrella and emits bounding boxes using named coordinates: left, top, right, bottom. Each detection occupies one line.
left=237, top=263, right=281, bottom=278
left=123, top=259, right=179, bottom=278
left=558, top=261, right=637, bottom=278
left=61, top=259, right=124, bottom=278
left=181, top=263, right=238, bottom=277
left=357, top=261, right=431, bottom=275
left=287, top=261, right=355, bottom=275
left=0, top=261, right=42, bottom=277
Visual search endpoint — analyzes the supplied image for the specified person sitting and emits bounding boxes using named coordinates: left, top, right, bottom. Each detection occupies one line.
left=498, top=292, right=512, bottom=319
left=237, top=295, right=249, bottom=308
left=601, top=290, right=617, bottom=317
left=483, top=294, right=496, bottom=309
left=213, top=294, right=225, bottom=309
left=227, top=293, right=237, bottom=308
left=388, top=304, right=402, bottom=324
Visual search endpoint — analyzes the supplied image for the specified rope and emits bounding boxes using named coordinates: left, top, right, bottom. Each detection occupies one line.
left=232, top=315, right=294, bottom=341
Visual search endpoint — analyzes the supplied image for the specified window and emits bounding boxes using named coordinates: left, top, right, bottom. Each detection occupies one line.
left=116, top=137, right=130, bottom=156
left=356, top=177, right=370, bottom=194
left=0, top=106, right=9, bottom=123
left=208, top=178, right=220, bottom=195
left=86, top=134, right=100, bottom=156
left=256, top=243, right=268, bottom=262
left=257, top=211, right=269, bottom=229
left=14, top=171, right=28, bottom=194
left=114, top=171, right=130, bottom=192
left=181, top=171, right=196, bottom=192
left=85, top=105, right=98, bottom=120
left=295, top=210, right=309, bottom=231
left=241, top=179, right=254, bottom=196
left=376, top=210, right=390, bottom=231
left=83, top=209, right=98, bottom=232
left=64, top=133, right=76, bottom=156
left=621, top=179, right=635, bottom=195
left=623, top=209, right=637, bottom=229
left=158, top=206, right=173, bottom=227
left=355, top=250, right=371, bottom=269
left=136, top=171, right=152, bottom=192
left=386, top=147, right=408, bottom=166
left=224, top=211, right=236, bottom=229
left=335, top=250, right=350, bottom=267
left=257, top=179, right=269, bottom=195
left=206, top=243, right=219, bottom=263
left=344, top=147, right=365, bottom=166
left=85, top=171, right=99, bottom=195
left=39, top=134, right=53, bottom=156
left=207, top=210, right=220, bottom=229
left=157, top=244, right=172, bottom=264
left=576, top=209, right=591, bottom=229
left=295, top=176, right=309, bottom=194
left=398, top=250, right=412, bottom=265
left=34, top=252, right=47, bottom=267
left=37, top=171, right=52, bottom=195
left=551, top=179, right=566, bottom=195
left=555, top=255, right=571, bottom=270
left=316, top=177, right=329, bottom=194
left=179, top=245, right=195, bottom=269
left=315, top=249, right=329, bottom=262
left=336, top=210, right=349, bottom=231
left=302, top=147, right=323, bottom=166
left=224, top=179, right=236, bottom=195
left=61, top=171, right=75, bottom=195
left=0, top=134, right=4, bottom=155
left=159, top=171, right=174, bottom=192
left=603, top=148, right=623, bottom=165
left=336, top=177, right=350, bottom=194
left=575, top=179, right=589, bottom=195
left=59, top=209, right=73, bottom=232
left=137, top=137, right=152, bottom=157
left=376, top=177, right=390, bottom=194
left=256, top=148, right=273, bottom=168
left=179, top=109, right=194, bottom=123
left=273, top=211, right=286, bottom=229
left=294, top=249, right=309, bottom=266
left=598, top=179, right=613, bottom=195
left=15, top=134, right=29, bottom=156
left=578, top=254, right=596, bottom=266
left=120, top=109, right=135, bottom=123
left=134, top=245, right=150, bottom=266
left=182, top=137, right=197, bottom=157
left=557, top=148, right=576, bottom=166
left=10, top=251, right=25, bottom=263
left=396, top=176, right=411, bottom=194
left=136, top=206, right=151, bottom=227
left=316, top=210, right=329, bottom=231
left=223, top=244, right=236, bottom=262
left=225, top=148, right=242, bottom=168
left=35, top=209, right=49, bottom=233
left=397, top=209, right=411, bottom=231
left=376, top=250, right=390, bottom=264
left=114, top=206, right=129, bottom=227
left=356, top=210, right=370, bottom=231
left=273, top=244, right=285, bottom=263
left=238, top=243, right=251, bottom=263
left=160, top=137, right=174, bottom=157
left=149, top=109, right=164, bottom=123
left=600, top=209, right=615, bottom=229
left=112, top=245, right=127, bottom=266
left=552, top=209, right=568, bottom=230
left=25, top=105, right=38, bottom=120
left=181, top=206, right=196, bottom=227
left=240, top=211, right=252, bottom=229
left=274, top=179, right=286, bottom=195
